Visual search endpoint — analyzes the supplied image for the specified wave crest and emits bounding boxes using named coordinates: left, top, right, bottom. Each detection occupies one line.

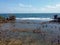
left=16, top=18, right=53, bottom=21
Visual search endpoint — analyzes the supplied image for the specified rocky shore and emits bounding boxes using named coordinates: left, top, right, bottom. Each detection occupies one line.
left=0, top=15, right=16, bottom=23
left=0, top=15, right=60, bottom=45
left=0, top=21, right=60, bottom=45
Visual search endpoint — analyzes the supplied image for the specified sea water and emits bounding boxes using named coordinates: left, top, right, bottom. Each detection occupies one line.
left=0, top=13, right=60, bottom=21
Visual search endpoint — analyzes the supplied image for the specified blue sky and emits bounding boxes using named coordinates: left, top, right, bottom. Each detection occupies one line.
left=0, top=0, right=60, bottom=13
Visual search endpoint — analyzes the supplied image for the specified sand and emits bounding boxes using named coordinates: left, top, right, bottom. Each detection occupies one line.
left=0, top=21, right=60, bottom=45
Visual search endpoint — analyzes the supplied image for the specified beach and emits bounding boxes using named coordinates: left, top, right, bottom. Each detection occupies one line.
left=0, top=13, right=60, bottom=45
left=0, top=19, right=60, bottom=45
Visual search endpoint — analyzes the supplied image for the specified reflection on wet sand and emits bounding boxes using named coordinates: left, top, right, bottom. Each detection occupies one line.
left=0, top=21, right=60, bottom=45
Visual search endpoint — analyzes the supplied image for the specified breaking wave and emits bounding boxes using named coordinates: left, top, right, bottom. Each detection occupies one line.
left=16, top=18, right=53, bottom=21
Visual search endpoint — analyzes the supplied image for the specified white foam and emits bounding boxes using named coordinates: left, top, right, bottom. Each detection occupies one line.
left=16, top=18, right=53, bottom=21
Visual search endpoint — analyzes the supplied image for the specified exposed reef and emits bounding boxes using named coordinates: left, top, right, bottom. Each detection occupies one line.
left=0, top=15, right=16, bottom=23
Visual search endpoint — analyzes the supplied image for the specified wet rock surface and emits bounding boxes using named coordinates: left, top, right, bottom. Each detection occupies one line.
left=0, top=22, right=60, bottom=45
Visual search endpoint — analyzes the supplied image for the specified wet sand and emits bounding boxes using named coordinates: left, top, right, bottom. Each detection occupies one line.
left=0, top=20, right=60, bottom=45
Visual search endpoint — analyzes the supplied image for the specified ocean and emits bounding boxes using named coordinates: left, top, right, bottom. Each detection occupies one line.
left=0, top=13, right=60, bottom=21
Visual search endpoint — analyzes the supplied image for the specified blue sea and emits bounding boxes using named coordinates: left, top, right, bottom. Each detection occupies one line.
left=0, top=13, right=55, bottom=18
left=0, top=13, right=60, bottom=23
left=0, top=13, right=60, bottom=19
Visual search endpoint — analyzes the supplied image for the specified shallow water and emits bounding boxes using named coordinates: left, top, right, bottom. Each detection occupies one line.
left=0, top=21, right=60, bottom=45
left=0, top=22, right=40, bottom=30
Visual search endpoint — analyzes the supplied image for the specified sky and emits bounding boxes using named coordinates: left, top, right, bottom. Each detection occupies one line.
left=0, top=0, right=60, bottom=13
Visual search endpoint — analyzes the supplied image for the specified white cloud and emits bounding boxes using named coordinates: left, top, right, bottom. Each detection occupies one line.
left=18, top=3, right=60, bottom=13
left=39, top=4, right=60, bottom=13
left=19, top=3, right=32, bottom=8
left=1, top=3, right=60, bottom=13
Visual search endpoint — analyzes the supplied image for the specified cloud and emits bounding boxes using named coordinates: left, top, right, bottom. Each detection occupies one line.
left=19, top=3, right=32, bottom=8
left=1, top=3, right=60, bottom=13
left=39, top=3, right=60, bottom=13
left=30, top=3, right=60, bottom=13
